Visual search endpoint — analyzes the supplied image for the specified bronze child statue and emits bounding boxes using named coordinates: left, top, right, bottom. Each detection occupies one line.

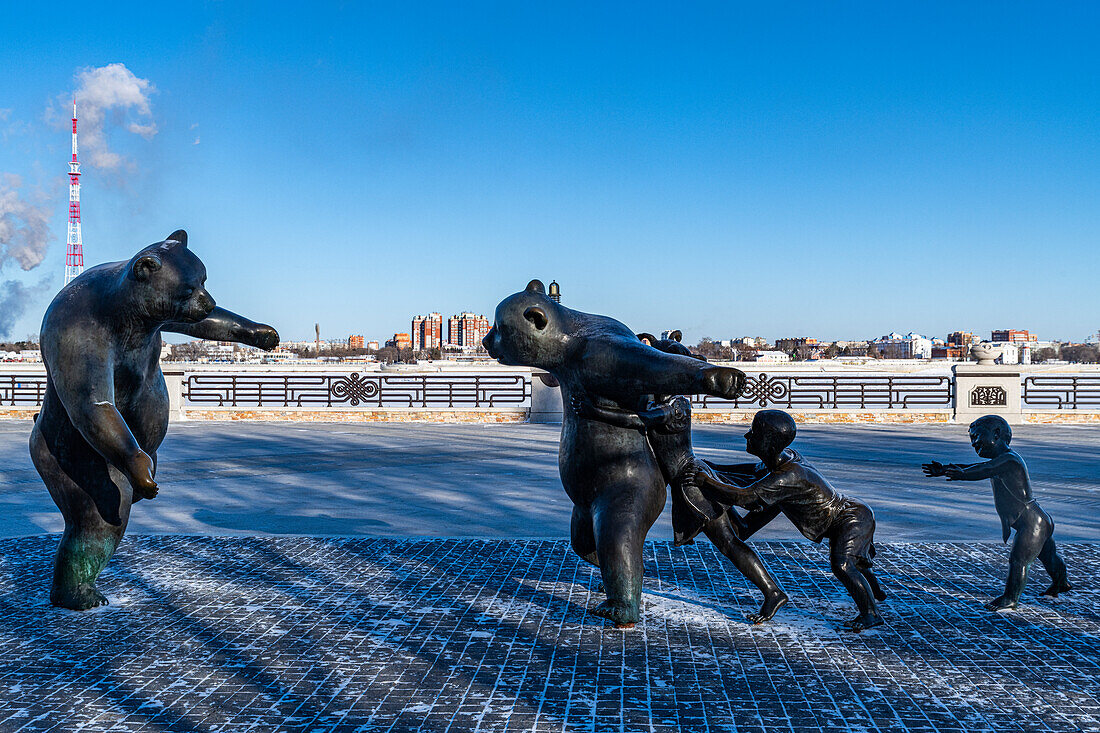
left=688, top=410, right=886, bottom=632
left=572, top=336, right=789, bottom=625
left=922, top=415, right=1072, bottom=611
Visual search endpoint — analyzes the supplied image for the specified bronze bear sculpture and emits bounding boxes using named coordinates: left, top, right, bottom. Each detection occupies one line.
left=483, top=279, right=746, bottom=626
left=30, top=231, right=279, bottom=610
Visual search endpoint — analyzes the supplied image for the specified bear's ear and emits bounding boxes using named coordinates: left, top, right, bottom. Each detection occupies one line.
left=132, top=254, right=163, bottom=281
left=525, top=279, right=545, bottom=294
left=523, top=306, right=548, bottom=330
left=637, top=332, right=658, bottom=345
left=669, top=330, right=682, bottom=342
left=166, top=229, right=188, bottom=247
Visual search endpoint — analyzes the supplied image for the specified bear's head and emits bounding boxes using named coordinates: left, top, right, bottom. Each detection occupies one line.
left=483, top=279, right=573, bottom=369
left=127, top=230, right=217, bottom=324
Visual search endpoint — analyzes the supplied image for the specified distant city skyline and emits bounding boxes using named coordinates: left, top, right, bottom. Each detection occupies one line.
left=1, top=3, right=1097, bottom=344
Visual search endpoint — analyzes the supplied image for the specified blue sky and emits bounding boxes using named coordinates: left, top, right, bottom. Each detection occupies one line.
left=1, top=2, right=1097, bottom=344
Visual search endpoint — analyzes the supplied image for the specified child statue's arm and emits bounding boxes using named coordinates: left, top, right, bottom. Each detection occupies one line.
left=737, top=505, right=784, bottom=539
left=944, top=455, right=1013, bottom=481
left=702, top=459, right=758, bottom=477
left=570, top=393, right=647, bottom=430
left=691, top=464, right=779, bottom=508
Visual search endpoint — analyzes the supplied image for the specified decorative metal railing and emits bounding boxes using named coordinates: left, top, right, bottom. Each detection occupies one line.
left=6, top=368, right=1100, bottom=413
left=0, top=373, right=47, bottom=406
left=690, top=373, right=954, bottom=410
left=182, top=372, right=532, bottom=409
left=1022, top=375, right=1100, bottom=410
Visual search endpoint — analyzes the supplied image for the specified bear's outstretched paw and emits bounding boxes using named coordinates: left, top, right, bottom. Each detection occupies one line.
left=701, top=367, right=747, bottom=401
left=747, top=592, right=788, bottom=625
left=592, top=599, right=640, bottom=629
left=51, top=584, right=108, bottom=611
left=247, top=324, right=280, bottom=351
left=842, top=612, right=883, bottom=632
left=1042, top=582, right=1072, bottom=598
left=985, top=595, right=1018, bottom=611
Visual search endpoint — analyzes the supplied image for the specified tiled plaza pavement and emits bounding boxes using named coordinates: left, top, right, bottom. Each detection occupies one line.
left=0, top=537, right=1097, bottom=733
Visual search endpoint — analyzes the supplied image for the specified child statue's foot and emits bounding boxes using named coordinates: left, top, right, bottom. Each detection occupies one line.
left=842, top=612, right=883, bottom=632
left=872, top=587, right=888, bottom=602
left=985, top=595, right=1018, bottom=611
left=747, top=592, right=788, bottom=624
left=51, top=584, right=108, bottom=611
left=592, top=599, right=640, bottom=629
left=1042, top=582, right=1072, bottom=598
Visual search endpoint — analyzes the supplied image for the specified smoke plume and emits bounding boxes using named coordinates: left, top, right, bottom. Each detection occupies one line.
left=0, top=174, right=52, bottom=273
left=70, top=63, right=157, bottom=171
left=0, top=175, right=53, bottom=339
left=0, top=278, right=51, bottom=339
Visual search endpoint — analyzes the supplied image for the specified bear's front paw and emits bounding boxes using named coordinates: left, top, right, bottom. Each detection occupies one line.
left=248, top=324, right=280, bottom=351
left=126, top=451, right=159, bottom=500
left=702, top=366, right=747, bottom=400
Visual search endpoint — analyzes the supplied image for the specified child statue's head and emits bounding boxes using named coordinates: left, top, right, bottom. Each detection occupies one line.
left=745, top=410, right=797, bottom=460
left=969, top=415, right=1011, bottom=458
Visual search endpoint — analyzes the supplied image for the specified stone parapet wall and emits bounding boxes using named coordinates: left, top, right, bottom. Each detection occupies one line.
left=180, top=409, right=528, bottom=423
left=692, top=410, right=953, bottom=424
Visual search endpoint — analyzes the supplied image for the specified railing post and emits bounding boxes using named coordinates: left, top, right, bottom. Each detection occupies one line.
left=952, top=364, right=1023, bottom=425
left=529, top=371, right=563, bottom=424
left=163, top=368, right=185, bottom=422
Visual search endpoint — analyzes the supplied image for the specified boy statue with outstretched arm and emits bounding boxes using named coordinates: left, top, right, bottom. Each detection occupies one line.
left=922, top=415, right=1071, bottom=610
left=689, top=410, right=887, bottom=632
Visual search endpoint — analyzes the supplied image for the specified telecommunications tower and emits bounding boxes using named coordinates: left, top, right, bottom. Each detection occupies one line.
left=64, top=100, right=84, bottom=286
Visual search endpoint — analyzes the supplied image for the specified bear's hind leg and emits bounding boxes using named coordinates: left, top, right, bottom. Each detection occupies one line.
left=590, top=482, right=664, bottom=628
left=51, top=525, right=122, bottom=610
left=32, top=423, right=129, bottom=610
left=570, top=505, right=599, bottom=567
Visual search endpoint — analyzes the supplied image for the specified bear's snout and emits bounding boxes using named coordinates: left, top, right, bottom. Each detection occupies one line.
left=188, top=289, right=216, bottom=321
left=482, top=327, right=499, bottom=358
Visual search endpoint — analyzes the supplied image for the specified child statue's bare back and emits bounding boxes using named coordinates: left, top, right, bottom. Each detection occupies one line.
left=923, top=415, right=1071, bottom=610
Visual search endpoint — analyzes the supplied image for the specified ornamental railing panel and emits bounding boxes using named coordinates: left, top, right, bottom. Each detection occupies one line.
left=1021, top=375, right=1100, bottom=410
left=689, top=372, right=953, bottom=410
left=0, top=373, right=47, bottom=406
left=182, top=372, right=532, bottom=409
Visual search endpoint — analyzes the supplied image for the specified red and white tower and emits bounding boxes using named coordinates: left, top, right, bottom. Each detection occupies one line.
left=64, top=100, right=84, bottom=286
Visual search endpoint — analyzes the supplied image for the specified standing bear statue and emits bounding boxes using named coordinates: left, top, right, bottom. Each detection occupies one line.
left=483, top=280, right=746, bottom=626
left=30, top=230, right=279, bottom=610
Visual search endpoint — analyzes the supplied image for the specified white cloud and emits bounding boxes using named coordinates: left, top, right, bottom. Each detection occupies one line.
left=70, top=63, right=157, bottom=171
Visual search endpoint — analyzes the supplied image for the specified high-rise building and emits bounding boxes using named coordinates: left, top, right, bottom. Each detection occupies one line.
left=947, top=331, right=976, bottom=347
left=386, top=333, right=412, bottom=350
left=411, top=313, right=443, bottom=351
left=448, top=313, right=490, bottom=349
left=349, top=335, right=364, bottom=349
left=992, top=329, right=1037, bottom=343
left=548, top=281, right=561, bottom=303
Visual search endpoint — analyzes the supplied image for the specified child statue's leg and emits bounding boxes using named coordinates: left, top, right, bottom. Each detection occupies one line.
left=702, top=514, right=788, bottom=624
left=990, top=511, right=1052, bottom=611
left=1038, top=536, right=1072, bottom=597
left=830, top=551, right=883, bottom=631
left=860, top=566, right=888, bottom=602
